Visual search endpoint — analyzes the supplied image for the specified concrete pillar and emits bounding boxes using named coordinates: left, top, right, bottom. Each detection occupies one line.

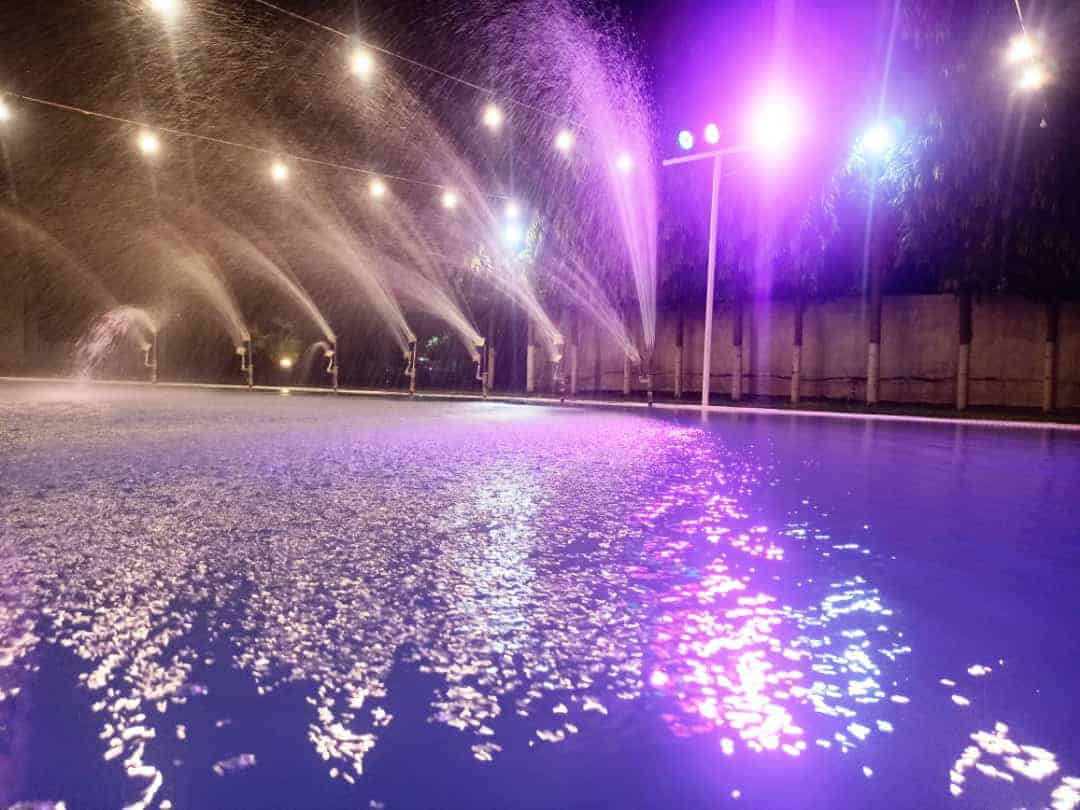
left=569, top=343, right=578, bottom=396
left=487, top=345, right=496, bottom=393
left=674, top=316, right=684, bottom=399
left=956, top=292, right=972, bottom=411
left=1043, top=300, right=1059, bottom=413
left=149, top=337, right=158, bottom=384
left=731, top=346, right=742, bottom=401
left=1043, top=342, right=1056, bottom=413
left=622, top=354, right=631, bottom=397
left=731, top=300, right=743, bottom=402
left=866, top=242, right=883, bottom=406
left=593, top=327, right=602, bottom=393
left=790, top=345, right=802, bottom=405
left=791, top=299, right=804, bottom=405
left=525, top=322, right=536, bottom=394
left=957, top=344, right=970, bottom=411
left=244, top=339, right=254, bottom=389
left=867, top=343, right=880, bottom=405
left=408, top=340, right=417, bottom=397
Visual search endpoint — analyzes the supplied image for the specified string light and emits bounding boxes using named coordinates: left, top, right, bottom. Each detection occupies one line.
left=482, top=104, right=504, bottom=131
left=441, top=190, right=459, bottom=210
left=6, top=92, right=513, bottom=202
left=1017, top=64, right=1048, bottom=91
left=247, top=0, right=590, bottom=132
left=37, top=0, right=600, bottom=205
left=350, top=49, right=375, bottom=79
left=504, top=221, right=524, bottom=246
left=369, top=178, right=386, bottom=198
left=1006, top=34, right=1036, bottom=64
left=0, top=98, right=11, bottom=123
left=270, top=161, right=289, bottom=182
left=137, top=130, right=160, bottom=156
left=149, top=0, right=180, bottom=20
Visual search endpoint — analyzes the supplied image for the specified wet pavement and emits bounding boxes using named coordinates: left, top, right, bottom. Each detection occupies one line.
left=1, top=382, right=1078, bottom=809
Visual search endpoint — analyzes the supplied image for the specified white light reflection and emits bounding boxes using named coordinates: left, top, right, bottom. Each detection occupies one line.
left=638, top=427, right=910, bottom=765
left=950, top=723, right=1079, bottom=808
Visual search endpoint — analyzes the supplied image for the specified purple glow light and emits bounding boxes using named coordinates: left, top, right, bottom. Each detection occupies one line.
left=748, top=94, right=801, bottom=161
left=678, top=129, right=694, bottom=151
left=703, top=123, right=720, bottom=145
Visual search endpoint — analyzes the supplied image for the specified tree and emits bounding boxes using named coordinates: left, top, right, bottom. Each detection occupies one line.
left=775, top=188, right=839, bottom=403
left=892, top=0, right=1080, bottom=411
left=657, top=177, right=709, bottom=398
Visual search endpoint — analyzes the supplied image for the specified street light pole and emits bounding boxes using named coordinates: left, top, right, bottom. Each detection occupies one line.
left=702, top=155, right=722, bottom=408
left=662, top=146, right=742, bottom=408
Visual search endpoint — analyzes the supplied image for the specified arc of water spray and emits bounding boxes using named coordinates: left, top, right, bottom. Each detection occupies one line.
left=73, top=306, right=160, bottom=380
left=549, top=270, right=640, bottom=365
left=292, top=193, right=414, bottom=354
left=153, top=231, right=251, bottom=350
left=189, top=213, right=336, bottom=345
left=364, top=196, right=483, bottom=361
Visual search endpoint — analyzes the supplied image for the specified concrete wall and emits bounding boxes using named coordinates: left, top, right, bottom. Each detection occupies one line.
left=571, top=293, right=1080, bottom=411
left=968, top=296, right=1045, bottom=408
left=0, top=280, right=26, bottom=369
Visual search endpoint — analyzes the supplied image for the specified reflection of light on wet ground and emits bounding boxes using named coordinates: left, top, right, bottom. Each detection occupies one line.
left=1, top=386, right=1078, bottom=808
left=951, top=722, right=1080, bottom=808
left=640, top=435, right=910, bottom=765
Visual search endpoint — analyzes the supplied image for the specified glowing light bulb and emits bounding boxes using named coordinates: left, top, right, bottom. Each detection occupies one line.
left=441, top=189, right=458, bottom=209
left=278, top=356, right=294, bottom=369
left=504, top=222, right=524, bottom=246
left=270, top=161, right=289, bottom=183
left=615, top=152, right=633, bottom=173
left=1007, top=34, right=1036, bottom=64
left=369, top=178, right=386, bottom=198
left=351, top=49, right=375, bottom=78
left=505, top=200, right=520, bottom=219
left=678, top=129, right=694, bottom=150
left=482, top=104, right=504, bottom=130
left=1017, top=64, right=1048, bottom=91
left=554, top=129, right=574, bottom=153
left=749, top=94, right=801, bottom=161
left=149, top=0, right=180, bottom=19
left=861, top=122, right=894, bottom=156
left=0, top=99, right=11, bottom=123
left=137, top=131, right=160, bottom=156
left=704, top=123, right=720, bottom=145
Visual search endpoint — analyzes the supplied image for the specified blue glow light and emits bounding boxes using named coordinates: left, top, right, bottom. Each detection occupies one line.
left=678, top=130, right=694, bottom=151
left=862, top=122, right=894, bottom=156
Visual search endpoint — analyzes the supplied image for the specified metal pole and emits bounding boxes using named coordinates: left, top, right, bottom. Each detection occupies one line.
left=331, top=339, right=339, bottom=393
left=408, top=339, right=417, bottom=398
left=147, top=334, right=158, bottom=384
left=702, top=154, right=723, bottom=409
